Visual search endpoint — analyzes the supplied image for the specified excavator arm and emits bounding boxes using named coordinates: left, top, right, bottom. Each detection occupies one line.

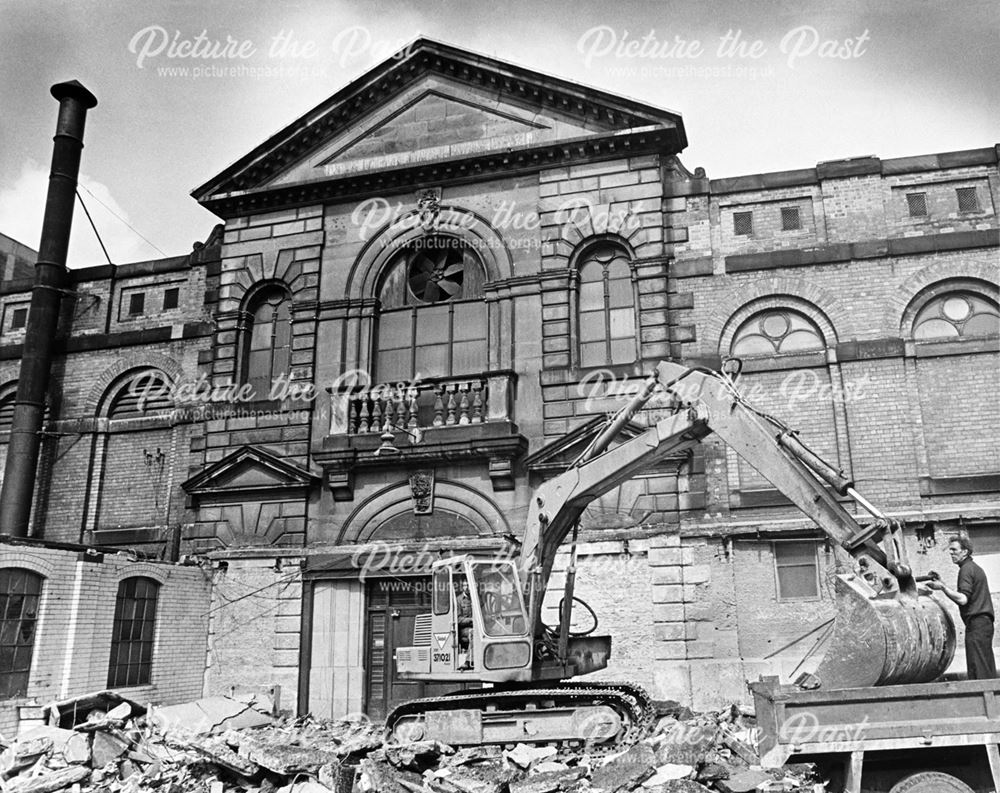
left=519, top=361, right=955, bottom=689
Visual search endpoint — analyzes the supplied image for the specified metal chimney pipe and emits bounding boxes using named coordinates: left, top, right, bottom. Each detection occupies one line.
left=0, top=81, right=97, bottom=537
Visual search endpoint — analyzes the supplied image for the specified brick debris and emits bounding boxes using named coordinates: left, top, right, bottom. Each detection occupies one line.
left=0, top=693, right=822, bottom=792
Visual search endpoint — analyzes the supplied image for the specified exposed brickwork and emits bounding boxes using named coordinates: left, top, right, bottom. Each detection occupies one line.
left=0, top=545, right=209, bottom=735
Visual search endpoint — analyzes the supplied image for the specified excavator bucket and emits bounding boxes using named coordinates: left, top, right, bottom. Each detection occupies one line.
left=807, top=574, right=956, bottom=689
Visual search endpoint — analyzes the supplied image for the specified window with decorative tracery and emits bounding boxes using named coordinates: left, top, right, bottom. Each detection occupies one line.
left=911, top=292, right=1000, bottom=340
left=577, top=243, right=636, bottom=368
left=730, top=310, right=825, bottom=357
left=242, top=287, right=292, bottom=400
left=375, top=236, right=487, bottom=382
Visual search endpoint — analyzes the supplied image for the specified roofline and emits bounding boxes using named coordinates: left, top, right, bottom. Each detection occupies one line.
left=192, top=36, right=686, bottom=201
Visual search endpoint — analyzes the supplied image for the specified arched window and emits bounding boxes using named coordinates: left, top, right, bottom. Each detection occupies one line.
left=0, top=568, right=43, bottom=698
left=911, top=291, right=1000, bottom=340
left=107, top=576, right=159, bottom=688
left=375, top=236, right=487, bottom=382
left=105, top=370, right=174, bottom=419
left=0, top=388, right=15, bottom=434
left=242, top=286, right=292, bottom=400
left=577, top=242, right=636, bottom=368
left=730, top=309, right=825, bottom=357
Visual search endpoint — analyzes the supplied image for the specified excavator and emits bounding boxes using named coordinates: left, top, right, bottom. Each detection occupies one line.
left=387, top=361, right=956, bottom=753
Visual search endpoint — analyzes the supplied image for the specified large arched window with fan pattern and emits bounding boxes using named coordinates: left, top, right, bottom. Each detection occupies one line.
left=375, top=236, right=487, bottom=382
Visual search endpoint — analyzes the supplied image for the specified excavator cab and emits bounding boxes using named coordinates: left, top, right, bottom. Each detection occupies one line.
left=396, top=556, right=534, bottom=682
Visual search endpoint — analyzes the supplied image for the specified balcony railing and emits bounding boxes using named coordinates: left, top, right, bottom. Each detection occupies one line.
left=328, top=373, right=514, bottom=436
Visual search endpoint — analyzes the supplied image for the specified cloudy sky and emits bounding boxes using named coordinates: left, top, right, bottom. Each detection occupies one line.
left=1, top=0, right=997, bottom=267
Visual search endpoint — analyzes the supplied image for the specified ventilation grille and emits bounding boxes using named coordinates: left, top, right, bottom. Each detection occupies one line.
left=907, top=192, right=927, bottom=217
left=733, top=211, right=753, bottom=236
left=412, top=613, right=432, bottom=646
left=956, top=187, right=980, bottom=213
left=781, top=207, right=801, bottom=231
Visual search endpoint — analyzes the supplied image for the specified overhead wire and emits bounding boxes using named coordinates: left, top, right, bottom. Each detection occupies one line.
left=76, top=182, right=167, bottom=257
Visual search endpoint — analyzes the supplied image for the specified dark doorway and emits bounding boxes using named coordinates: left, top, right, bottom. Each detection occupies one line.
left=364, top=576, right=468, bottom=719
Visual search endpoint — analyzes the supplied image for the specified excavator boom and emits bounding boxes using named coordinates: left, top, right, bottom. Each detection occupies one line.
left=388, top=362, right=955, bottom=751
left=518, top=361, right=954, bottom=689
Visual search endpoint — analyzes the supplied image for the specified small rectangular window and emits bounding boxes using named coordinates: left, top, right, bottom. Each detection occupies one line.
left=774, top=541, right=820, bottom=600
left=162, top=288, right=179, bottom=310
left=780, top=206, right=801, bottom=231
left=733, top=211, right=753, bottom=236
left=10, top=308, right=27, bottom=330
left=956, top=187, right=980, bottom=213
left=128, top=293, right=145, bottom=316
left=906, top=192, right=928, bottom=218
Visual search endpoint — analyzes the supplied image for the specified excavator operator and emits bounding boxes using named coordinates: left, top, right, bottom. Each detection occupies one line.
left=456, top=579, right=473, bottom=669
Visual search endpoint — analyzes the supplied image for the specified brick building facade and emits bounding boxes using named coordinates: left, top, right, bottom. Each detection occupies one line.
left=1, top=39, right=998, bottom=722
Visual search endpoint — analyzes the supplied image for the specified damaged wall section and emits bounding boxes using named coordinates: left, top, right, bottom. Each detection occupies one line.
left=0, top=540, right=211, bottom=736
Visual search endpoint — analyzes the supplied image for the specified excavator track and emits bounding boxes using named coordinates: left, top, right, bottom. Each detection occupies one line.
left=386, top=681, right=656, bottom=757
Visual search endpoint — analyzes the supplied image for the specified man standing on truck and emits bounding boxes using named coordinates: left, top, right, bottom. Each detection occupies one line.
left=927, top=535, right=997, bottom=679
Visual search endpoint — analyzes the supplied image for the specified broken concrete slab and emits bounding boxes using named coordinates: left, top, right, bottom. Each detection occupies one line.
left=91, top=730, right=129, bottom=769
left=591, top=742, right=657, bottom=792
left=4, top=765, right=91, bottom=793
left=188, top=735, right=260, bottom=777
left=504, top=743, right=558, bottom=770
left=147, top=695, right=273, bottom=736
left=642, top=763, right=694, bottom=786
left=509, top=766, right=586, bottom=793
left=238, top=731, right=340, bottom=775
left=715, top=768, right=773, bottom=792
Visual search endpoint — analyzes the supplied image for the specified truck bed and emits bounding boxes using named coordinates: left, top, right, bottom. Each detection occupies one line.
left=750, top=676, right=1000, bottom=771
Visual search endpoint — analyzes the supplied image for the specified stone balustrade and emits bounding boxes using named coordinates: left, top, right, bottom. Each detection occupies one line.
left=328, top=373, right=514, bottom=436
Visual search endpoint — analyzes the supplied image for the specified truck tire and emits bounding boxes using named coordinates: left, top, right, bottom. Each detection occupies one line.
left=889, top=771, right=974, bottom=793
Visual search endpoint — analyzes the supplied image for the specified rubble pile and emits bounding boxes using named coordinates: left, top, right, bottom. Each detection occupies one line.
left=0, top=696, right=822, bottom=793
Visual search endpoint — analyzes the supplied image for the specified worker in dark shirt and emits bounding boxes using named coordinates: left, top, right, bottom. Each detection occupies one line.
left=927, top=535, right=997, bottom=679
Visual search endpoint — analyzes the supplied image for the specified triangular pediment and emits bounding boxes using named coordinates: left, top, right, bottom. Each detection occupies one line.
left=182, top=445, right=318, bottom=502
left=313, top=90, right=548, bottom=173
left=193, top=37, right=685, bottom=212
left=525, top=416, right=652, bottom=475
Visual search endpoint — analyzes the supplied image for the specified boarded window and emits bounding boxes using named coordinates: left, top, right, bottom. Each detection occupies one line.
left=107, top=577, right=159, bottom=688
left=106, top=370, right=174, bottom=419
left=0, top=568, right=43, bottom=698
left=780, top=207, right=801, bottom=231
left=906, top=192, right=928, bottom=218
left=956, top=187, right=981, bottom=213
left=733, top=211, right=753, bottom=236
left=774, top=541, right=820, bottom=600
left=162, top=288, right=179, bottom=310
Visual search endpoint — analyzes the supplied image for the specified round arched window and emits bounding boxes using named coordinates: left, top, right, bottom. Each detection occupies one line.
left=912, top=292, right=999, bottom=340
left=375, top=236, right=487, bottom=381
left=379, top=237, right=485, bottom=308
left=731, top=310, right=825, bottom=356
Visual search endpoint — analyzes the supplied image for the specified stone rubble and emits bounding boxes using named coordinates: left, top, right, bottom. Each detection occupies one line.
left=0, top=696, right=823, bottom=793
